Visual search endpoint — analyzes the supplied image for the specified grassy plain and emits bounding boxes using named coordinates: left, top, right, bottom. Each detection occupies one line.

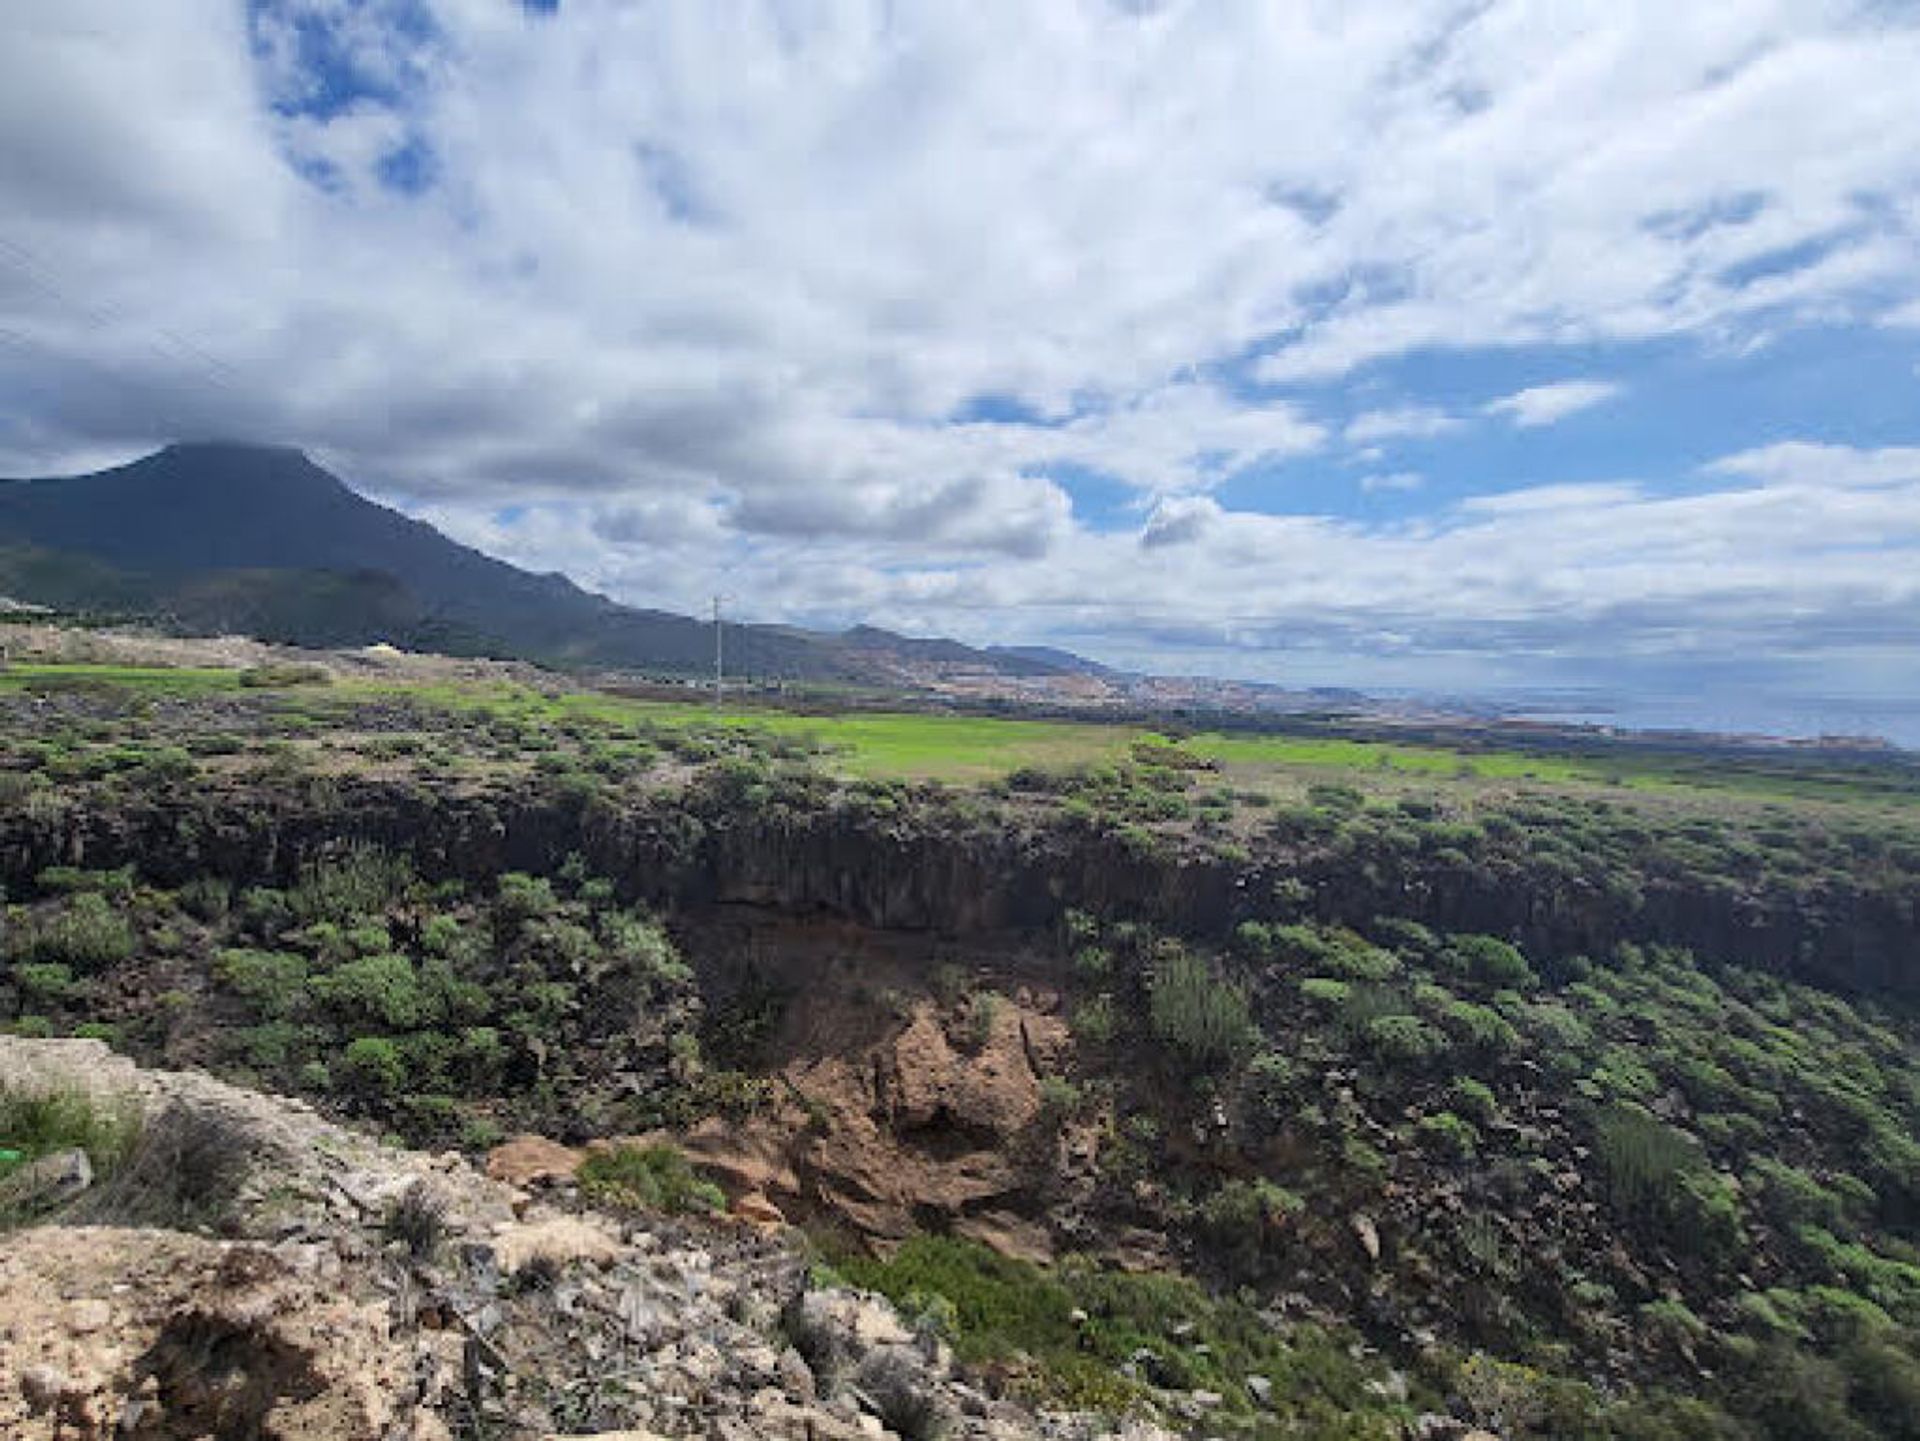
left=5, top=657, right=1916, bottom=809
left=0, top=661, right=242, bottom=695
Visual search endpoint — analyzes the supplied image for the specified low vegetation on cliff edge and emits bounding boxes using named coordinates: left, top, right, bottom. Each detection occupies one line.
left=3, top=657, right=1919, bottom=1438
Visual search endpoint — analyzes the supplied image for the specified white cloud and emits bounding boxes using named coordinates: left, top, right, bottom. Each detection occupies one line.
left=1359, top=470, right=1426, bottom=493
left=0, top=0, right=1917, bottom=699
left=1345, top=407, right=1464, bottom=445
left=1707, top=441, right=1920, bottom=490
left=1882, top=298, right=1920, bottom=330
left=1486, top=379, right=1623, bottom=428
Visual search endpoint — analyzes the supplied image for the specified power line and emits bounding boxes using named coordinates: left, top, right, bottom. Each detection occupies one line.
left=0, top=233, right=252, bottom=402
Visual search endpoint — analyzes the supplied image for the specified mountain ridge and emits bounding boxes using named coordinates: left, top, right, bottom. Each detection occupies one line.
left=0, top=442, right=1095, bottom=684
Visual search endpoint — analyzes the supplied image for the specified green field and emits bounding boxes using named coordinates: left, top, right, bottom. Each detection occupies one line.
left=1188, top=731, right=1609, bottom=785
left=6, top=660, right=1915, bottom=807
left=0, top=662, right=242, bottom=695
left=598, top=701, right=1146, bottom=781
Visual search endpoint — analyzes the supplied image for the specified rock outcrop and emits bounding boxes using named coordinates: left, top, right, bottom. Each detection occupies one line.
left=0, top=1038, right=1174, bottom=1441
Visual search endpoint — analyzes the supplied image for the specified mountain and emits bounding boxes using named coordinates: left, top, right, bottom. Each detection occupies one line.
left=838, top=625, right=1070, bottom=677
left=0, top=442, right=1096, bottom=683
left=987, top=643, right=1121, bottom=678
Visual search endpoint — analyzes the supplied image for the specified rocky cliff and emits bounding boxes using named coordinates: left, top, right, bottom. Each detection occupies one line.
left=2, top=776, right=1912, bottom=998
left=0, top=1037, right=1183, bottom=1441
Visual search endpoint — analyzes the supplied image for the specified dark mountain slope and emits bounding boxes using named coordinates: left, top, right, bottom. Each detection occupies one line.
left=0, top=443, right=1092, bottom=680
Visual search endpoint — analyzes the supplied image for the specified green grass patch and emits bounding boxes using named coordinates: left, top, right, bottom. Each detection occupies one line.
left=577, top=1141, right=724, bottom=1215
left=0, top=1085, right=141, bottom=1229
left=825, top=1234, right=1407, bottom=1434
left=0, top=662, right=243, bottom=695
left=598, top=703, right=1143, bottom=781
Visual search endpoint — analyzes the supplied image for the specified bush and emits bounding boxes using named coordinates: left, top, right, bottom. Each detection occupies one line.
left=1148, top=949, right=1251, bottom=1069
left=177, top=876, right=231, bottom=922
left=1594, top=1103, right=1745, bottom=1259
left=578, top=1143, right=723, bottom=1214
left=1440, top=999, right=1520, bottom=1056
left=1299, top=976, right=1351, bottom=1009
left=289, top=846, right=411, bottom=924
left=964, top=991, right=1004, bottom=1048
left=1450, top=1076, right=1499, bottom=1124
left=341, top=1036, right=407, bottom=1094
left=0, top=1085, right=140, bottom=1208
left=601, top=911, right=690, bottom=981
left=1446, top=934, right=1536, bottom=989
left=1364, top=1013, right=1449, bottom=1068
left=1243, top=1050, right=1297, bottom=1123
left=24, top=893, right=135, bottom=972
left=1417, top=1110, right=1480, bottom=1161
left=1038, top=1075, right=1082, bottom=1117
left=35, top=866, right=135, bottom=897
left=214, top=949, right=310, bottom=1019
left=1200, top=1175, right=1301, bottom=1236
left=314, top=954, right=431, bottom=1028
left=13, top=962, right=77, bottom=1007
left=495, top=872, right=558, bottom=922
left=1071, top=994, right=1118, bottom=1045
left=70, top=1099, right=248, bottom=1232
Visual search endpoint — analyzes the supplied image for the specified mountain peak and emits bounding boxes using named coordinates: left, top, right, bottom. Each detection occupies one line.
left=159, top=439, right=310, bottom=460
left=142, top=440, right=337, bottom=487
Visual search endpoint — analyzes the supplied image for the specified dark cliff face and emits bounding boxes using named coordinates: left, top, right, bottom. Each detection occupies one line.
left=1, top=780, right=1913, bottom=1000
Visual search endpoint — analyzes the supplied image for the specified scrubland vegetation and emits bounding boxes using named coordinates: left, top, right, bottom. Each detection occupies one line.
left=4, top=659, right=1920, bottom=1438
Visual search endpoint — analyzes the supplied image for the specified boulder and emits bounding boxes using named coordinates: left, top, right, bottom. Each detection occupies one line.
left=785, top=1290, right=916, bottom=1386
left=485, top=1135, right=583, bottom=1188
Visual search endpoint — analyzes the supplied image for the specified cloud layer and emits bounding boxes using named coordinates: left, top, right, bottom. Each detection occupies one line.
left=2, top=0, right=1918, bottom=708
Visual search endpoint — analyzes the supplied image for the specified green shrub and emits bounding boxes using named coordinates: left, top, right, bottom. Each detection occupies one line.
left=1243, top=1050, right=1297, bottom=1123
left=1594, top=1103, right=1745, bottom=1259
left=314, top=954, right=431, bottom=1028
left=25, top=893, right=135, bottom=972
left=964, top=990, right=1004, bottom=1048
left=1446, top=934, right=1536, bottom=989
left=289, top=846, right=411, bottom=924
left=1750, top=1157, right=1857, bottom=1234
left=578, top=1142, right=723, bottom=1214
left=177, top=876, right=231, bottom=922
left=1638, top=1297, right=1710, bottom=1352
left=1, top=1084, right=140, bottom=1226
left=1450, top=1076, right=1499, bottom=1124
left=13, top=962, right=76, bottom=1007
left=1148, top=949, right=1251, bottom=1069
left=495, top=872, right=558, bottom=922
left=1318, top=939, right=1400, bottom=983
left=1439, top=1000, right=1520, bottom=1055
left=601, top=911, right=690, bottom=981
left=1038, top=1075, right=1082, bottom=1117
left=1299, top=977, right=1350, bottom=1009
left=1072, top=945, right=1112, bottom=980
left=1071, top=994, right=1118, bottom=1045
left=35, top=866, right=135, bottom=897
left=1232, top=921, right=1275, bottom=961
left=341, top=1036, right=407, bottom=1094
left=1417, top=1110, right=1480, bottom=1161
left=1364, top=1013, right=1449, bottom=1067
left=214, top=949, right=310, bottom=1018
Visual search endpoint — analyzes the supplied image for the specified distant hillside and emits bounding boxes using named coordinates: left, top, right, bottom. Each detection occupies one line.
left=0, top=443, right=1094, bottom=682
left=988, top=643, right=1122, bottom=678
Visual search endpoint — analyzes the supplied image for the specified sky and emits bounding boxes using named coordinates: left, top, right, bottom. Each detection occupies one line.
left=3, top=1, right=1920, bottom=735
